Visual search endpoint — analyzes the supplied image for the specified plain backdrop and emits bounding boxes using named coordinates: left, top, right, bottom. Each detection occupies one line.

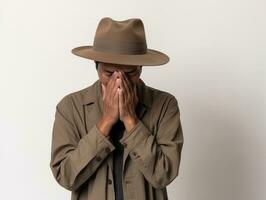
left=0, top=0, right=265, bottom=199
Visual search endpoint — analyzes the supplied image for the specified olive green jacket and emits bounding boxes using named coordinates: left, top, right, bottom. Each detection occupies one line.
left=49, top=79, right=184, bottom=200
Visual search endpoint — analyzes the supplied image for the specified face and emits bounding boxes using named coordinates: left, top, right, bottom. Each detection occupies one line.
left=96, top=62, right=142, bottom=87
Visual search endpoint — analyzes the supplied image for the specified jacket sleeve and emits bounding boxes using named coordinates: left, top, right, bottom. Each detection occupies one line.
left=119, top=95, right=184, bottom=189
left=49, top=96, right=115, bottom=191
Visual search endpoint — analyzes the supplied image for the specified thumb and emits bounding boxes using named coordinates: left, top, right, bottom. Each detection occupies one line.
left=118, top=88, right=123, bottom=120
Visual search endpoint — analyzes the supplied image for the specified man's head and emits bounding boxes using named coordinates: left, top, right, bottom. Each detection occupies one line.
left=95, top=61, right=142, bottom=87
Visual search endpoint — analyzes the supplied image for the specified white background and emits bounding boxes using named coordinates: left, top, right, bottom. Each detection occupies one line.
left=0, top=0, right=265, bottom=199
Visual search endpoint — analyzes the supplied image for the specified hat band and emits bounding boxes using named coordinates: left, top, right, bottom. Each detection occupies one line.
left=93, top=38, right=147, bottom=55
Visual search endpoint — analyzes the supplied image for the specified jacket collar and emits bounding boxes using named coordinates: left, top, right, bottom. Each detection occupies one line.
left=81, top=79, right=102, bottom=106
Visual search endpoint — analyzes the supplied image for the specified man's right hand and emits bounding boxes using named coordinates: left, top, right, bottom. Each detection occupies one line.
left=96, top=71, right=121, bottom=136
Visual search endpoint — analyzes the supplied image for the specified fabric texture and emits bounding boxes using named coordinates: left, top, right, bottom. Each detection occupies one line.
left=50, top=78, right=184, bottom=200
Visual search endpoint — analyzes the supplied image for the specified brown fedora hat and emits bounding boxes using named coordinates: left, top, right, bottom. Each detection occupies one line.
left=71, top=17, right=169, bottom=66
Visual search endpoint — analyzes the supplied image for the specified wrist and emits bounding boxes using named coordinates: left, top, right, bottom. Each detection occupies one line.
left=97, top=116, right=114, bottom=137
left=102, top=113, right=117, bottom=126
left=123, top=116, right=139, bottom=132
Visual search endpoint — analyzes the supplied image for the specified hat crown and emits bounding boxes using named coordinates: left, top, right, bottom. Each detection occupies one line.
left=93, top=17, right=147, bottom=55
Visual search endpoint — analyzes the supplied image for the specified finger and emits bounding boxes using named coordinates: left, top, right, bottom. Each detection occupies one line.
left=121, top=71, right=135, bottom=100
left=111, top=77, right=121, bottom=98
left=119, top=77, right=128, bottom=102
left=120, top=75, right=132, bottom=101
left=123, top=88, right=127, bottom=104
left=114, top=87, right=119, bottom=101
left=120, top=71, right=133, bottom=91
left=118, top=87, right=123, bottom=111
left=101, top=83, right=106, bottom=100
left=107, top=72, right=118, bottom=91
left=106, top=72, right=119, bottom=99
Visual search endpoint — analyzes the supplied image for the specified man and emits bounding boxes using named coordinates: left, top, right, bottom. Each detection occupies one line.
left=50, top=17, right=184, bottom=200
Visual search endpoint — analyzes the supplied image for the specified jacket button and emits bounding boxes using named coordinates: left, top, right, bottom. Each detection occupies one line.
left=105, top=147, right=111, bottom=153
left=95, top=156, right=102, bottom=162
left=108, top=179, right=112, bottom=184
left=123, top=143, right=127, bottom=148
left=132, top=151, right=137, bottom=156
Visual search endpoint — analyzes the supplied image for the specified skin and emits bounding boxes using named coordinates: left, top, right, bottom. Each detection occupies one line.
left=96, top=62, right=142, bottom=137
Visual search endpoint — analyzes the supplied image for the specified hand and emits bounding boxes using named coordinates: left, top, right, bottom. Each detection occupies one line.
left=118, top=71, right=139, bottom=131
left=97, top=71, right=121, bottom=136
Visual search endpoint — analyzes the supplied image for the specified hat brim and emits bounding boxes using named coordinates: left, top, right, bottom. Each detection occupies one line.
left=71, top=46, right=169, bottom=66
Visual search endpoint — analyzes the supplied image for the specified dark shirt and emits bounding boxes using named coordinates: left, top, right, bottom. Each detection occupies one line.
left=110, top=120, right=125, bottom=200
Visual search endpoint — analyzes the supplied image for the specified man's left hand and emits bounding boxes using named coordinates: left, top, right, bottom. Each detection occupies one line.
left=118, top=71, right=139, bottom=132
